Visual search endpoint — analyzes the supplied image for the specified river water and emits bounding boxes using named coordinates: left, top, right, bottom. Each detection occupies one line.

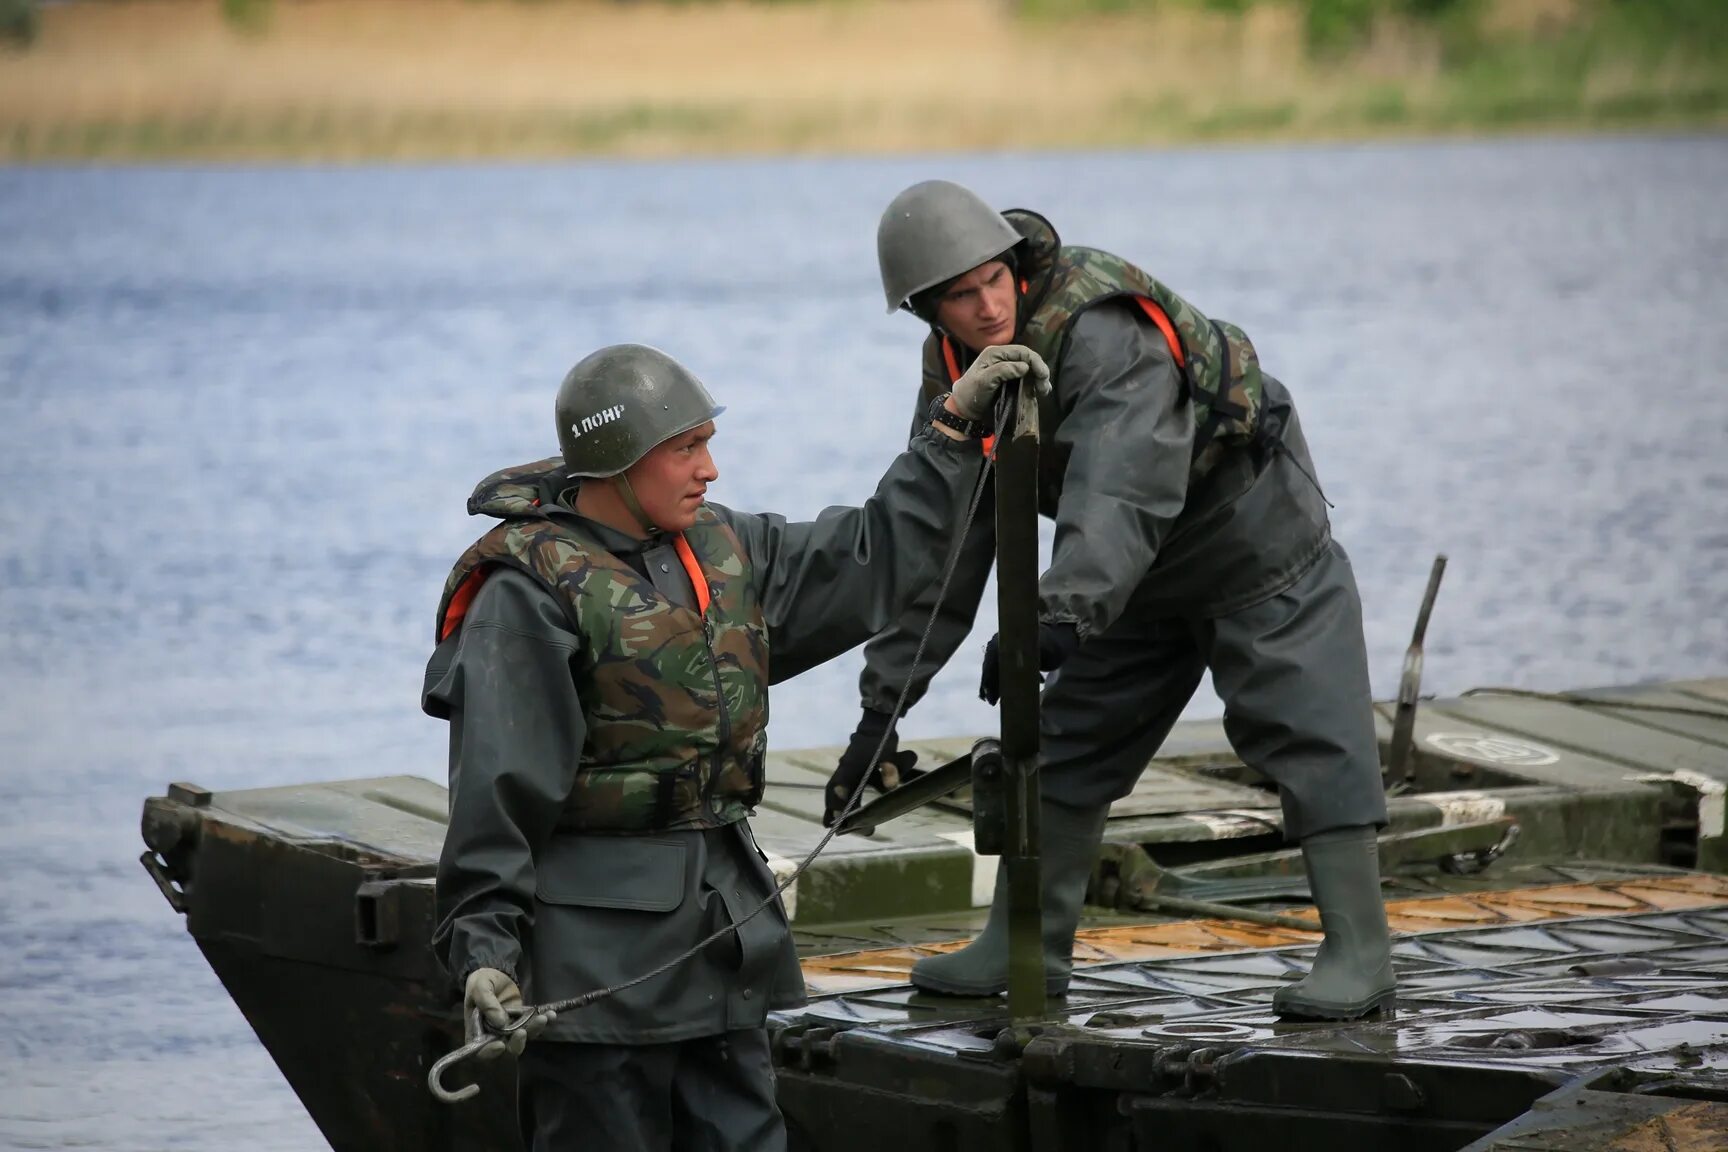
left=1, top=136, right=1725, bottom=1149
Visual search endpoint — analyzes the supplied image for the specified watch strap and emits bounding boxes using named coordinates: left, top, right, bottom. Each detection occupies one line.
left=928, top=393, right=986, bottom=440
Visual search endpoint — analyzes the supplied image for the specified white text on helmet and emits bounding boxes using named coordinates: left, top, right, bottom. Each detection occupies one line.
left=569, top=404, right=626, bottom=440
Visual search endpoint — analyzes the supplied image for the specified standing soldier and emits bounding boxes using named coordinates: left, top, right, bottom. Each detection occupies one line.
left=825, top=181, right=1395, bottom=1020
left=426, top=341, right=1045, bottom=1151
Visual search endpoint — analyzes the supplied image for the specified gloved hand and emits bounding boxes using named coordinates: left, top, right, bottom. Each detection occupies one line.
left=464, top=967, right=553, bottom=1060
left=950, top=344, right=1052, bottom=422
left=824, top=708, right=920, bottom=828
left=979, top=622, right=1081, bottom=706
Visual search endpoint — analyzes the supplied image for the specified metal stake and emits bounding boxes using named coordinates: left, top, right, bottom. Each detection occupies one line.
left=993, top=376, right=1046, bottom=1021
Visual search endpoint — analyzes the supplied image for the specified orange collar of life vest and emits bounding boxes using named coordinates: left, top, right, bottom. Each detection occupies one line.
left=441, top=529, right=712, bottom=642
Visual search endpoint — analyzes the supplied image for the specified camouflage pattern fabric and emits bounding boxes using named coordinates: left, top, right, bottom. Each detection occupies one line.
left=437, top=458, right=770, bottom=833
left=926, top=209, right=1266, bottom=478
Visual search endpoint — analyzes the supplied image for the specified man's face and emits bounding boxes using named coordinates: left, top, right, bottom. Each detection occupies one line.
left=626, top=421, right=719, bottom=533
left=934, top=259, right=1017, bottom=352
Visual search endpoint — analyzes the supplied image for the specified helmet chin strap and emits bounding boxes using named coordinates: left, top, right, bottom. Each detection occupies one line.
left=612, top=473, right=662, bottom=537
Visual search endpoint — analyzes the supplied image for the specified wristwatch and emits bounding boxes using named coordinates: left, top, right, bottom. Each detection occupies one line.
left=927, top=392, right=987, bottom=440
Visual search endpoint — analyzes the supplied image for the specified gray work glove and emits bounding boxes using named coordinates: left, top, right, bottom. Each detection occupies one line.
left=949, top=344, right=1052, bottom=421
left=463, top=967, right=553, bottom=1060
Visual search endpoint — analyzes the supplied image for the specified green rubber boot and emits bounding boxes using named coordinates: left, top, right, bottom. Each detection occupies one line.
left=1273, top=825, right=1397, bottom=1019
left=910, top=800, right=1110, bottom=997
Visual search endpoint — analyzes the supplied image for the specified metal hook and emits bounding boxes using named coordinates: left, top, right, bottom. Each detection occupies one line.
left=427, top=1009, right=492, bottom=1104
left=427, top=1007, right=537, bottom=1104
left=1440, top=822, right=1522, bottom=875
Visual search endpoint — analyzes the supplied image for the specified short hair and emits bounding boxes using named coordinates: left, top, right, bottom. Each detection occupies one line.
left=908, top=247, right=1020, bottom=323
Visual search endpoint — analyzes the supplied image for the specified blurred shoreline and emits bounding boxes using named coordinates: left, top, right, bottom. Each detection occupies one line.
left=2, top=0, right=1725, bottom=162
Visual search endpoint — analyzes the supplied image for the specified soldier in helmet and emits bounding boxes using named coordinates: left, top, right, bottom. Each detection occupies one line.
left=825, top=180, right=1395, bottom=1021
left=425, top=341, right=1047, bottom=1151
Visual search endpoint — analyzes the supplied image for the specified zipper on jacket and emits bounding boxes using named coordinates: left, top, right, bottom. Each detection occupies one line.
left=699, top=612, right=733, bottom=817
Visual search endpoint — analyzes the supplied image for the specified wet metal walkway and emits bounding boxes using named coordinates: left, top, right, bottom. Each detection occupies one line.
left=798, top=872, right=1728, bottom=996
left=772, top=898, right=1728, bottom=1151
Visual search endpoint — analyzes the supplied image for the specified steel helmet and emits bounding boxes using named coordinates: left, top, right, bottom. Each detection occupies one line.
left=877, top=179, right=1023, bottom=314
left=556, top=344, right=725, bottom=479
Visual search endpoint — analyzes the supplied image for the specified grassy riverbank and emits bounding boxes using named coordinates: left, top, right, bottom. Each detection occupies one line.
left=2, top=0, right=1724, bottom=161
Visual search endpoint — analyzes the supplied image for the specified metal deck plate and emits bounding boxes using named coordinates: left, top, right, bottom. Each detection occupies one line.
left=771, top=905, right=1728, bottom=1152
left=795, top=873, right=1728, bottom=997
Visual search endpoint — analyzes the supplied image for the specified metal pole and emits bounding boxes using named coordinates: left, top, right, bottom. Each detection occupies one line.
left=993, top=375, right=1046, bottom=1020
left=1388, top=553, right=1447, bottom=786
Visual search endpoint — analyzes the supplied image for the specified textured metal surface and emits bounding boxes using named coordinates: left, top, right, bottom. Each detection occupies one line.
left=1455, top=1081, right=1728, bottom=1151
left=774, top=905, right=1728, bottom=1152
left=1051, top=910, right=1728, bottom=1068
left=796, top=873, right=1728, bottom=996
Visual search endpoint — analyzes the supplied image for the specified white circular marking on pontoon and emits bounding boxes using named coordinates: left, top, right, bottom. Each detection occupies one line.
left=1142, top=1022, right=1257, bottom=1040
left=1425, top=732, right=1560, bottom=767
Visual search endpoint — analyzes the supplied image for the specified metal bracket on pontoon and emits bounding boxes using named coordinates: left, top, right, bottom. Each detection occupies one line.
left=1388, top=554, right=1448, bottom=789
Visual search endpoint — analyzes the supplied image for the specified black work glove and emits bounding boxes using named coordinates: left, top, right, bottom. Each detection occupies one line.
left=979, top=622, right=1082, bottom=706
left=824, top=708, right=919, bottom=828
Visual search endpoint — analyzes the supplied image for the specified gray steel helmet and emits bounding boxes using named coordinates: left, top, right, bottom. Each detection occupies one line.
left=556, top=344, right=725, bottom=479
left=877, top=179, right=1023, bottom=314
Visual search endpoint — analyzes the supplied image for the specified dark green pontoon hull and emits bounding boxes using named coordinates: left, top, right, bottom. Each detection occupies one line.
left=140, top=678, right=1728, bottom=1151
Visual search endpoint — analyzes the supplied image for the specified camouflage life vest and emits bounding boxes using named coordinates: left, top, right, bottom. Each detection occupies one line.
left=926, top=209, right=1268, bottom=478
left=435, top=458, right=770, bottom=834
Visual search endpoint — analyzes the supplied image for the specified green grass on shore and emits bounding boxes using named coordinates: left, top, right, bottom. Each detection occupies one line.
left=8, top=86, right=1723, bottom=163
left=4, top=0, right=1726, bottom=161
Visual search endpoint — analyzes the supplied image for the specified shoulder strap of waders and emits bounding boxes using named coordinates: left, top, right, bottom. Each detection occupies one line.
left=1191, top=318, right=1253, bottom=459
left=653, top=767, right=681, bottom=829
left=1127, top=297, right=1246, bottom=460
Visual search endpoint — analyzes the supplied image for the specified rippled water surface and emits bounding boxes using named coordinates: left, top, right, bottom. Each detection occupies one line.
left=2, top=136, right=1726, bottom=1148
